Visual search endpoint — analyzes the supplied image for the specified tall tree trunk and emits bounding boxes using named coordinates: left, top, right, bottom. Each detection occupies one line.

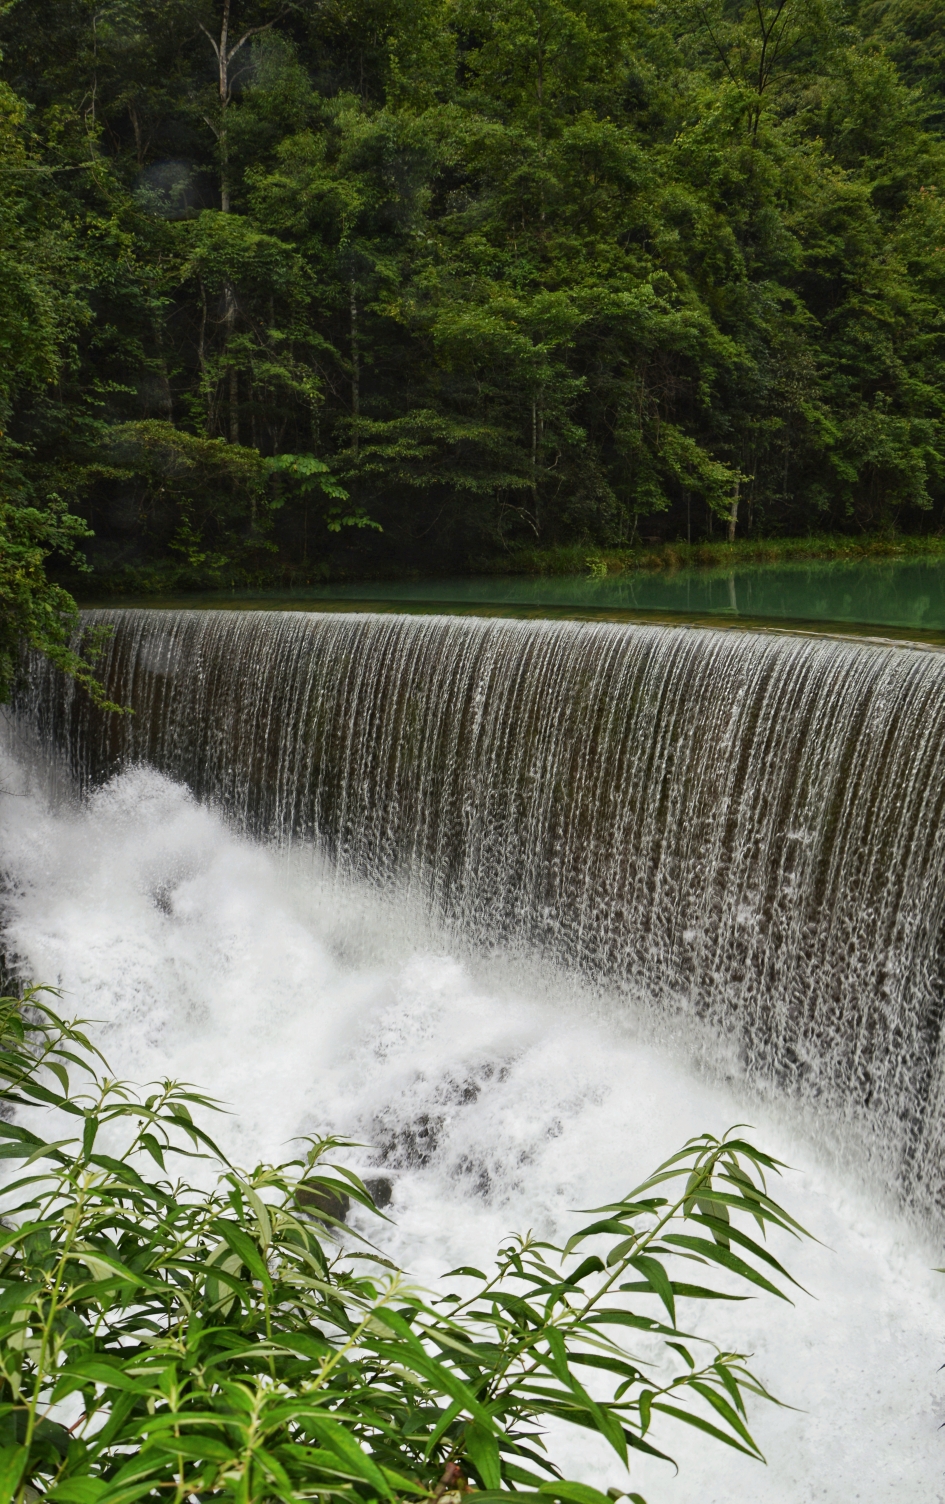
left=728, top=476, right=740, bottom=543
left=531, top=400, right=538, bottom=521
left=228, top=362, right=239, bottom=445
left=225, top=283, right=239, bottom=443
left=201, top=2, right=288, bottom=441
left=350, top=282, right=360, bottom=457
left=202, top=0, right=287, bottom=203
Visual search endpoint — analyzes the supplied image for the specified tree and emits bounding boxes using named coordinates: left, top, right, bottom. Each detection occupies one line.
left=1, top=0, right=944, bottom=577
left=0, top=60, right=115, bottom=704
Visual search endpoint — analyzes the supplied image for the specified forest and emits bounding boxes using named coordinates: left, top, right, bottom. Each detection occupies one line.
left=1, top=0, right=945, bottom=607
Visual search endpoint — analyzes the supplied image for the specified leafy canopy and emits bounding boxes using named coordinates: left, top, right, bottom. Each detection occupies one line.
left=1, top=0, right=944, bottom=594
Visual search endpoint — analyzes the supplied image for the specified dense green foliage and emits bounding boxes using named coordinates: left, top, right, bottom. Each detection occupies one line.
left=498, top=530, right=945, bottom=578
left=0, top=61, right=116, bottom=701
left=0, top=497, right=121, bottom=709
left=0, top=0, right=943, bottom=595
left=0, top=987, right=810, bottom=1504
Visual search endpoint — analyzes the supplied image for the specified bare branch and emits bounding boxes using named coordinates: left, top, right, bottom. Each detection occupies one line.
left=198, top=21, right=222, bottom=62
left=693, top=2, right=739, bottom=88
left=227, top=9, right=291, bottom=65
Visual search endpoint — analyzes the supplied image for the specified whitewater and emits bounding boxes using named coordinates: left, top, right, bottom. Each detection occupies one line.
left=0, top=740, right=941, bottom=1503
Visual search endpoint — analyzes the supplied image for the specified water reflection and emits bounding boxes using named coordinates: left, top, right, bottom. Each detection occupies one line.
left=89, top=556, right=945, bottom=633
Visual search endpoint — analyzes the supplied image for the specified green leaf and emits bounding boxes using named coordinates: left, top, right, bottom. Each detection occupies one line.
left=98, top=1480, right=170, bottom=1504
left=49, top=1482, right=109, bottom=1504
left=0, top=1446, right=27, bottom=1504
left=58, top=1360, right=141, bottom=1392
left=304, top=1416, right=394, bottom=1498
left=82, top=1115, right=99, bottom=1159
left=651, top=1403, right=762, bottom=1459
left=661, top=1236, right=790, bottom=1301
left=567, top=1256, right=605, bottom=1284
left=422, top=1398, right=463, bottom=1460
left=465, top=1420, right=501, bottom=1489
left=686, top=1215, right=809, bottom=1289
left=148, top=1434, right=234, bottom=1463
left=582, top=1310, right=670, bottom=1335
left=618, top=1282, right=748, bottom=1302
left=66, top=1248, right=154, bottom=1289
left=46, top=1063, right=70, bottom=1096
left=564, top=1220, right=638, bottom=1255
left=688, top=1381, right=760, bottom=1452
left=139, top=1134, right=165, bottom=1170
left=364, top=1337, right=496, bottom=1430
left=539, top=1481, right=614, bottom=1504
left=627, top=1255, right=676, bottom=1326
left=211, top=1219, right=272, bottom=1289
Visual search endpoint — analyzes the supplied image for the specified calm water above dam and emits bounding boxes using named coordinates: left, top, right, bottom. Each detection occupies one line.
left=99, top=554, right=945, bottom=636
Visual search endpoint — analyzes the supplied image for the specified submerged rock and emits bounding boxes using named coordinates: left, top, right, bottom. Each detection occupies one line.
left=296, top=1181, right=350, bottom=1224
left=364, top=1176, right=393, bottom=1209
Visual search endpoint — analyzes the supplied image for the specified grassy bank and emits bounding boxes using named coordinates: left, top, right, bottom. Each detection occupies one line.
left=487, top=533, right=945, bottom=578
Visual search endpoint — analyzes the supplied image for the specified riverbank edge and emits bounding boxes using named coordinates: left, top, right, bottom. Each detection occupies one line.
left=487, top=532, right=945, bottom=578
left=60, top=529, right=945, bottom=598
left=59, top=530, right=945, bottom=600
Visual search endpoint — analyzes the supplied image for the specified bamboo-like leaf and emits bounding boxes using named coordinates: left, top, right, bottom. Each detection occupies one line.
left=619, top=1281, right=748, bottom=1302
left=538, top=1480, right=615, bottom=1504
left=138, top=1134, right=165, bottom=1170
left=58, top=1359, right=142, bottom=1392
left=627, top=1256, right=676, bottom=1326
left=422, top=1396, right=463, bottom=1458
left=465, top=1419, right=501, bottom=1488
left=304, top=1416, right=394, bottom=1498
left=661, top=1236, right=790, bottom=1300
left=564, top=1220, right=638, bottom=1255
left=48, top=1480, right=108, bottom=1503
left=582, top=1310, right=673, bottom=1335
left=688, top=1380, right=760, bottom=1451
left=66, top=1248, right=156, bottom=1289
left=567, top=1256, right=605, bottom=1285
left=148, top=1434, right=234, bottom=1462
left=211, top=1219, right=272, bottom=1290
left=0, top=1444, right=27, bottom=1504
left=362, top=1338, right=496, bottom=1429
left=24, top=1137, right=77, bottom=1166
left=236, top=1180, right=272, bottom=1251
left=651, top=1402, right=763, bottom=1459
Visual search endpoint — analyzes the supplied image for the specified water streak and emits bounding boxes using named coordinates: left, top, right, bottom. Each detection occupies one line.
left=18, top=608, right=945, bottom=1207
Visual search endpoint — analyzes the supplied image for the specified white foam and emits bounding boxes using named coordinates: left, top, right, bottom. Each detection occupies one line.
left=0, top=747, right=942, bottom=1501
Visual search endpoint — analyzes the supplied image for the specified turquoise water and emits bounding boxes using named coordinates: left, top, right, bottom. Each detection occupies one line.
left=94, top=556, right=945, bottom=633
left=279, top=558, right=945, bottom=626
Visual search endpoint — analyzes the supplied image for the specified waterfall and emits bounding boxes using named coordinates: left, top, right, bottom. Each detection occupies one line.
left=19, top=607, right=945, bottom=1211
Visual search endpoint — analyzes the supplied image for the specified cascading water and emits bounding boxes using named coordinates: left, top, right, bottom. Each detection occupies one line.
left=17, top=608, right=945, bottom=1210
left=5, top=606, right=945, bottom=1501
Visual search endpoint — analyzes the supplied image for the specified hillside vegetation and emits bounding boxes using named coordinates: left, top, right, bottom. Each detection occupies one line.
left=1, top=0, right=945, bottom=603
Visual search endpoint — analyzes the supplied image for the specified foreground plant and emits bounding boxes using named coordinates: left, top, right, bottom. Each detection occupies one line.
left=0, top=988, right=810, bottom=1504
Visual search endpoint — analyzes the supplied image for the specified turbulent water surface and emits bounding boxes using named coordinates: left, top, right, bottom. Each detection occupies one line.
left=23, top=608, right=945, bottom=1205
left=6, top=606, right=945, bottom=1499
left=0, top=749, right=941, bottom=1502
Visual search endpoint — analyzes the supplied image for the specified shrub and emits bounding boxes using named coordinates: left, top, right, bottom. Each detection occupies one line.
left=0, top=988, right=810, bottom=1504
